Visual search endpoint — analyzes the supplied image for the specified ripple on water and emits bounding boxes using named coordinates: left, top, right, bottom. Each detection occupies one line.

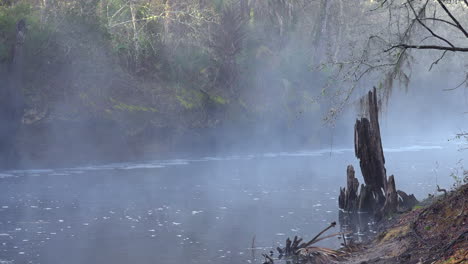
left=0, top=174, right=13, bottom=179
left=122, top=164, right=165, bottom=170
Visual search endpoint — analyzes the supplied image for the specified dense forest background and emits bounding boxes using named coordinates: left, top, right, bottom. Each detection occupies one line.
left=0, top=0, right=467, bottom=168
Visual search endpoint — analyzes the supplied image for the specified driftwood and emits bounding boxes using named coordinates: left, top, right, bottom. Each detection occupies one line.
left=339, top=88, right=417, bottom=219
left=272, top=222, right=360, bottom=263
left=277, top=222, right=338, bottom=258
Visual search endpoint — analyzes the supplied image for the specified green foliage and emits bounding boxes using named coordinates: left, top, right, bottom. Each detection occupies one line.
left=0, top=2, right=39, bottom=61
left=110, top=98, right=157, bottom=113
left=209, top=94, right=227, bottom=105
left=175, top=88, right=204, bottom=110
left=0, top=0, right=328, bottom=137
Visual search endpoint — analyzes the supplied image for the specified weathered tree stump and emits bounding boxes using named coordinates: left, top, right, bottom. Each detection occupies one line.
left=354, top=87, right=387, bottom=205
left=358, top=184, right=374, bottom=212
left=397, top=190, right=418, bottom=211
left=338, top=165, right=359, bottom=211
left=339, top=87, right=417, bottom=219
left=381, top=175, right=398, bottom=216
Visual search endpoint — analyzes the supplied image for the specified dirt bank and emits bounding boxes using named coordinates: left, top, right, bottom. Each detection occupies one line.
left=341, top=184, right=467, bottom=264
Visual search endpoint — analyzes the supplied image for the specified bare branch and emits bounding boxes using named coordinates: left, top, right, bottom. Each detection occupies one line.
left=429, top=50, right=448, bottom=71
left=443, top=74, right=468, bottom=91
left=386, top=44, right=468, bottom=52
left=435, top=0, right=468, bottom=38
left=407, top=0, right=455, bottom=48
left=419, top=17, right=458, bottom=29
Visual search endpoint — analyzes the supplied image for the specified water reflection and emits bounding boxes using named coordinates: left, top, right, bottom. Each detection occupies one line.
left=338, top=211, right=377, bottom=245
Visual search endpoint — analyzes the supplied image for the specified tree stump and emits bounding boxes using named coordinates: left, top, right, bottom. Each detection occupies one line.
left=338, top=165, right=359, bottom=211
left=381, top=175, right=398, bottom=217
left=358, top=184, right=374, bottom=212
left=338, top=87, right=418, bottom=219
left=354, top=87, right=387, bottom=204
left=397, top=190, right=418, bottom=211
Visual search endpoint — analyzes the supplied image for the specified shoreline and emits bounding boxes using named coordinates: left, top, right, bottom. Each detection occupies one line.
left=339, top=184, right=467, bottom=264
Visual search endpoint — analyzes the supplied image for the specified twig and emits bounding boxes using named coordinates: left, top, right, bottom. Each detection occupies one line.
left=302, top=222, right=337, bottom=248
left=419, top=18, right=457, bottom=29
left=262, top=253, right=274, bottom=264
left=436, top=185, right=447, bottom=197
left=428, top=50, right=448, bottom=71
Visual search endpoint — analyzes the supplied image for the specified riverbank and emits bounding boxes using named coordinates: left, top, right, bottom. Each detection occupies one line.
left=341, top=183, right=467, bottom=264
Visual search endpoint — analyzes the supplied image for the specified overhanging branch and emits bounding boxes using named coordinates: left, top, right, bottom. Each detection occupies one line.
left=435, top=0, right=468, bottom=38
left=386, top=44, right=468, bottom=52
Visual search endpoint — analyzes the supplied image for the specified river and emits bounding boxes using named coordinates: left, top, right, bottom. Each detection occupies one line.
left=0, top=140, right=463, bottom=264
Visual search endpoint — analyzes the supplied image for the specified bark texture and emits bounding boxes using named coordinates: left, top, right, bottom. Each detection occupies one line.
left=354, top=87, right=387, bottom=201
left=338, top=88, right=417, bottom=219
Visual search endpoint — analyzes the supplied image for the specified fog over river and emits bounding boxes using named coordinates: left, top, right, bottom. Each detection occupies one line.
left=0, top=138, right=463, bottom=264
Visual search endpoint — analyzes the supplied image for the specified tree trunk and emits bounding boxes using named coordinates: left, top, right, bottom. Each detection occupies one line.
left=129, top=0, right=139, bottom=70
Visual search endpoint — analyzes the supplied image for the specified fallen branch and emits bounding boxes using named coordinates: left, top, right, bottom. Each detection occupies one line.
left=262, top=253, right=274, bottom=264
left=302, top=221, right=337, bottom=248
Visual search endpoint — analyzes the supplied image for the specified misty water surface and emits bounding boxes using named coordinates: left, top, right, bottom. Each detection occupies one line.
left=0, top=140, right=462, bottom=264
